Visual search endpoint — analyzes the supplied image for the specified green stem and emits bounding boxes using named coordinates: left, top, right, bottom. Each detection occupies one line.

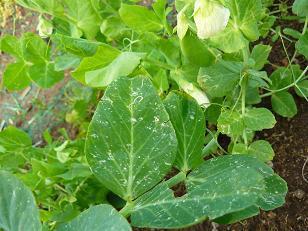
left=302, top=14, right=308, bottom=35
left=202, top=138, right=217, bottom=158
left=165, top=172, right=187, bottom=188
left=260, top=66, right=308, bottom=98
left=119, top=201, right=135, bottom=218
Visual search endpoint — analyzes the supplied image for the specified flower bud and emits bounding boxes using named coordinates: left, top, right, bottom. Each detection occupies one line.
left=193, top=0, right=230, bottom=39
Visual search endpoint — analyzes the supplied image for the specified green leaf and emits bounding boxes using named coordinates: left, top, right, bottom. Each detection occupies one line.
left=292, top=0, right=308, bottom=17
left=248, top=140, right=274, bottom=162
left=131, top=155, right=286, bottom=229
left=0, top=35, right=23, bottom=58
left=250, top=45, right=272, bottom=70
left=28, top=63, right=64, bottom=88
left=180, top=31, right=216, bottom=67
left=51, top=34, right=101, bottom=57
left=296, top=31, right=308, bottom=59
left=85, top=52, right=143, bottom=88
left=217, top=110, right=244, bottom=136
left=271, top=91, right=297, bottom=118
left=214, top=206, right=259, bottom=224
left=257, top=174, right=287, bottom=210
left=54, top=54, right=80, bottom=71
left=198, top=60, right=242, bottom=97
left=295, top=80, right=308, bottom=97
left=21, top=33, right=49, bottom=63
left=3, top=62, right=31, bottom=91
left=210, top=21, right=247, bottom=53
left=86, top=77, right=177, bottom=200
left=56, top=205, right=131, bottom=231
left=270, top=65, right=302, bottom=90
left=119, top=4, right=163, bottom=32
left=0, top=171, right=41, bottom=231
left=62, top=0, right=101, bottom=39
left=210, top=0, right=262, bottom=53
left=164, top=92, right=205, bottom=172
left=244, top=108, right=276, bottom=131
left=0, top=126, right=32, bottom=151
left=72, top=45, right=121, bottom=84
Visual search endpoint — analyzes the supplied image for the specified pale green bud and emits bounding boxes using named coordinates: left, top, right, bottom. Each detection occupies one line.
left=193, top=0, right=230, bottom=39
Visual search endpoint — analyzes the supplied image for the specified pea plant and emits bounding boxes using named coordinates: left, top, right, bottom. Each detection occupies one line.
left=0, top=0, right=307, bottom=230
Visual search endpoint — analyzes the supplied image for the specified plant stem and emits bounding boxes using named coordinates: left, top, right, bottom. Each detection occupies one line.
left=166, top=172, right=187, bottom=188
left=119, top=201, right=135, bottom=218
left=202, top=138, right=217, bottom=158
left=260, top=66, right=308, bottom=98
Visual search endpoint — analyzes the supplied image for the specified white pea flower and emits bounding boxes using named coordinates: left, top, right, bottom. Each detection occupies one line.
left=193, top=0, right=230, bottom=39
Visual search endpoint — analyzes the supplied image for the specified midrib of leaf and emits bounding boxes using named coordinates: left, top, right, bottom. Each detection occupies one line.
left=127, top=80, right=135, bottom=201
left=177, top=98, right=188, bottom=171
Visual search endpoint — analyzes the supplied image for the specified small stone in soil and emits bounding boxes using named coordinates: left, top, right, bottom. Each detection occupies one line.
left=293, top=189, right=305, bottom=200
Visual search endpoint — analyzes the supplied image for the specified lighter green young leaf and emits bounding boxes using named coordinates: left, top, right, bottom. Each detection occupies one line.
left=164, top=92, right=205, bottom=172
left=72, top=45, right=121, bottom=84
left=28, top=63, right=64, bottom=88
left=244, top=108, right=276, bottom=131
left=85, top=52, right=144, bottom=88
left=3, top=62, right=31, bottom=91
left=86, top=77, right=177, bottom=201
left=0, top=171, right=41, bottom=231
left=119, top=4, right=163, bottom=32
left=56, top=205, right=131, bottom=231
left=217, top=110, right=244, bottom=136
left=248, top=140, right=274, bottom=162
left=0, top=126, right=32, bottom=152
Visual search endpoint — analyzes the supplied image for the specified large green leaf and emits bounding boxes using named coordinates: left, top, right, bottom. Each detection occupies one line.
left=198, top=60, right=242, bottom=97
left=86, top=77, right=177, bottom=200
left=51, top=34, right=101, bottom=57
left=164, top=92, right=205, bottom=172
left=119, top=4, right=163, bottom=32
left=56, top=205, right=131, bottom=231
left=0, top=171, right=41, bottom=231
left=271, top=91, right=297, bottom=118
left=131, top=155, right=287, bottom=229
